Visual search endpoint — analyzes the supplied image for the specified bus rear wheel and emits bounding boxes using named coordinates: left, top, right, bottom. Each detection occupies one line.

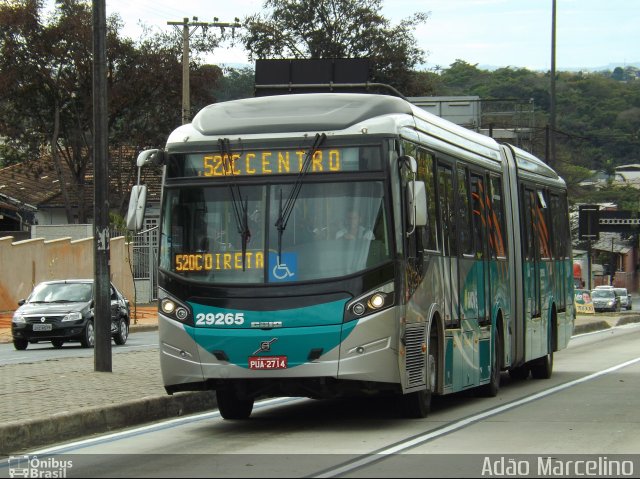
left=530, top=351, right=553, bottom=379
left=531, top=316, right=555, bottom=379
left=216, top=389, right=254, bottom=420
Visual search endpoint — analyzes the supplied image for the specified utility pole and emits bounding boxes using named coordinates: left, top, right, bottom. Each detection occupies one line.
left=92, top=0, right=111, bottom=372
left=168, top=16, right=241, bottom=125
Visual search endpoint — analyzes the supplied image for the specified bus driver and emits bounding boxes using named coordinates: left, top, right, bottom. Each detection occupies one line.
left=336, top=211, right=374, bottom=240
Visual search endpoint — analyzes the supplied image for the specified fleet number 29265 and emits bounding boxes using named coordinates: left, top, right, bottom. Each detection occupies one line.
left=195, top=313, right=245, bottom=326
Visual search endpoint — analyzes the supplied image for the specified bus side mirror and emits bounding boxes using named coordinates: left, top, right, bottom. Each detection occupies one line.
left=406, top=180, right=427, bottom=235
left=126, top=185, right=147, bottom=232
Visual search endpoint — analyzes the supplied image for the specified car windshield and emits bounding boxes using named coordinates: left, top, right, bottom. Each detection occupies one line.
left=591, top=290, right=616, bottom=299
left=614, top=288, right=628, bottom=296
left=28, top=283, right=93, bottom=303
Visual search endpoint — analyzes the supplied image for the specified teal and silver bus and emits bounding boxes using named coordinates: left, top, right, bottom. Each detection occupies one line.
left=128, top=92, right=574, bottom=419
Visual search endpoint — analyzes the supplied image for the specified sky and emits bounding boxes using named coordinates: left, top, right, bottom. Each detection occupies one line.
left=50, top=0, right=640, bottom=71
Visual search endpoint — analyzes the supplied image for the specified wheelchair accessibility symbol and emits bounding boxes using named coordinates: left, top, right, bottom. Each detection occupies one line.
left=268, top=253, right=297, bottom=282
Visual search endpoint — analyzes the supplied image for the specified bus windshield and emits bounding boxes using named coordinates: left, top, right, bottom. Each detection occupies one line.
left=159, top=181, right=391, bottom=284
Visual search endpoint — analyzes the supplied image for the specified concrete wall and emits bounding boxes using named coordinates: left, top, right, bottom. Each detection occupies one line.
left=0, top=236, right=134, bottom=312
left=31, top=224, right=94, bottom=241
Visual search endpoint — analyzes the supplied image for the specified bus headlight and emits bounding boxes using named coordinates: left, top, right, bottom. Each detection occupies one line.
left=345, top=282, right=394, bottom=322
left=158, top=289, right=193, bottom=326
left=161, top=299, right=176, bottom=314
left=368, top=293, right=386, bottom=309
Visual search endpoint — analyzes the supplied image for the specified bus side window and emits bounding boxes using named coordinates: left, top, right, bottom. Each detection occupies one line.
left=471, top=174, right=486, bottom=259
left=416, top=148, right=438, bottom=251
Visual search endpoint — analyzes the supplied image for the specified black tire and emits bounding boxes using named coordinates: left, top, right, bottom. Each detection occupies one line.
left=530, top=351, right=554, bottom=379
left=51, top=339, right=64, bottom=349
left=480, top=328, right=502, bottom=397
left=509, top=365, right=530, bottom=381
left=113, top=317, right=129, bottom=345
left=531, top=317, right=555, bottom=380
left=13, top=339, right=28, bottom=350
left=400, top=335, right=436, bottom=418
left=80, top=320, right=95, bottom=348
left=217, top=389, right=254, bottom=419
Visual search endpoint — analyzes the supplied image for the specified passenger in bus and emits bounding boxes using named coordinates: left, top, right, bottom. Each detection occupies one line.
left=336, top=211, right=374, bottom=240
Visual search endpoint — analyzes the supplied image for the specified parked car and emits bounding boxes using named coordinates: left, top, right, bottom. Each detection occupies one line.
left=590, top=288, right=621, bottom=313
left=614, top=287, right=632, bottom=310
left=11, top=279, right=130, bottom=350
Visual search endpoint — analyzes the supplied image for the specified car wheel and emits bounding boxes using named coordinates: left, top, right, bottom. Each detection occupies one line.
left=113, top=317, right=129, bottom=345
left=13, top=339, right=28, bottom=350
left=80, top=320, right=95, bottom=348
left=51, top=339, right=64, bottom=349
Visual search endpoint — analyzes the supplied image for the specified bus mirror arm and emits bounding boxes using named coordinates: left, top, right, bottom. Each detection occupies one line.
left=398, top=155, right=417, bottom=175
left=136, top=149, right=166, bottom=168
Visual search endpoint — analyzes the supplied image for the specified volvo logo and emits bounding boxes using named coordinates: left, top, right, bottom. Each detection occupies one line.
left=253, top=338, right=277, bottom=355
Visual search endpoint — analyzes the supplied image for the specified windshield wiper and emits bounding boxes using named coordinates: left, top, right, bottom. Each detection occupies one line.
left=274, top=132, right=327, bottom=264
left=218, top=138, right=251, bottom=271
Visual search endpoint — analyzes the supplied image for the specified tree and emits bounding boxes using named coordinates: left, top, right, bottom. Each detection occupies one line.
left=0, top=0, right=224, bottom=221
left=242, top=0, right=428, bottom=94
left=211, top=67, right=255, bottom=102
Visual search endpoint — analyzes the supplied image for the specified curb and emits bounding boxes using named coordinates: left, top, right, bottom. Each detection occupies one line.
left=0, top=391, right=217, bottom=455
left=572, top=314, right=640, bottom=335
left=615, top=314, right=640, bottom=327
left=573, top=321, right=612, bottom=334
left=129, top=324, right=159, bottom=333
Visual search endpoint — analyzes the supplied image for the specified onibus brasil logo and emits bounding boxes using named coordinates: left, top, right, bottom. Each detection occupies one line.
left=8, top=455, right=73, bottom=478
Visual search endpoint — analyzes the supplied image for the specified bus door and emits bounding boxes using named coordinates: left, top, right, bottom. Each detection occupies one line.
left=456, top=165, right=479, bottom=386
left=470, top=173, right=490, bottom=327
left=522, top=186, right=543, bottom=359
left=437, top=163, right=457, bottom=329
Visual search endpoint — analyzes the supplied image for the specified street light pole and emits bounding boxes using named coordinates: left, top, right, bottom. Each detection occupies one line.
left=549, top=0, right=557, bottom=167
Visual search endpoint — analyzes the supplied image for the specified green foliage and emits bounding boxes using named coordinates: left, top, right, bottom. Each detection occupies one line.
left=0, top=0, right=224, bottom=220
left=0, top=143, right=29, bottom=168
left=428, top=60, right=640, bottom=208
left=242, top=0, right=428, bottom=94
left=212, top=67, right=255, bottom=102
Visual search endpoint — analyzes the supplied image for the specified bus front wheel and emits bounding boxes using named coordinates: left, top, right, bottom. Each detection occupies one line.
left=216, top=389, right=254, bottom=420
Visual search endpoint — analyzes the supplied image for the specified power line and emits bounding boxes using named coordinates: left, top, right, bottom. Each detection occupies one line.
left=168, top=16, right=242, bottom=124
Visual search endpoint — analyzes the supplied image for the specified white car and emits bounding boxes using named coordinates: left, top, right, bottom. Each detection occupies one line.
left=614, top=287, right=632, bottom=310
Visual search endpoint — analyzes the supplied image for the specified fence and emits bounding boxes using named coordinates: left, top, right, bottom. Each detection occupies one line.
left=115, top=218, right=159, bottom=303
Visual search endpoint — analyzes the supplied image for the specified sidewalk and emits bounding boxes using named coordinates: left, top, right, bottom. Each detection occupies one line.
left=0, top=310, right=639, bottom=455
left=0, top=304, right=217, bottom=455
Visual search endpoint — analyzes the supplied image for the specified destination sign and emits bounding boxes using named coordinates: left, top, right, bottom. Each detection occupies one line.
left=175, top=251, right=264, bottom=272
left=174, top=146, right=382, bottom=178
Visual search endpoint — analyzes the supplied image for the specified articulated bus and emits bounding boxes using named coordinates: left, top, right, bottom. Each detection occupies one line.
left=128, top=92, right=574, bottom=419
